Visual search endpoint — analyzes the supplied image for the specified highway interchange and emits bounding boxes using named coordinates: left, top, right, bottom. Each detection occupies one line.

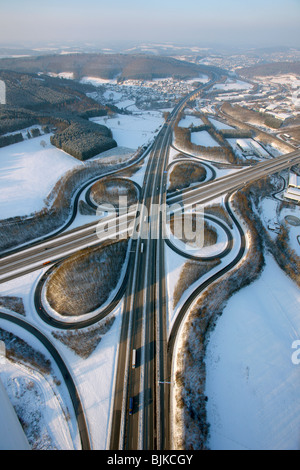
left=0, top=76, right=300, bottom=451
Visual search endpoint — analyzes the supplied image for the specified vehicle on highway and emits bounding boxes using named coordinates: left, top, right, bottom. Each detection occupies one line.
left=129, top=397, right=134, bottom=416
left=132, top=349, right=137, bottom=369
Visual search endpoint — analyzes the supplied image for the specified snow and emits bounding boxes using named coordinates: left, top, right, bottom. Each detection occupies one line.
left=0, top=315, right=81, bottom=450
left=48, top=72, right=74, bottom=80
left=0, top=135, right=82, bottom=220
left=166, top=216, right=228, bottom=259
left=266, top=75, right=300, bottom=88
left=0, top=267, right=124, bottom=450
left=168, top=147, right=182, bottom=165
left=90, top=112, right=164, bottom=150
left=260, top=197, right=279, bottom=238
left=164, top=244, right=187, bottom=335
left=80, top=76, right=118, bottom=86
left=0, top=360, right=77, bottom=450
left=205, top=255, right=300, bottom=450
left=191, top=130, right=220, bottom=147
left=128, top=153, right=150, bottom=188
left=166, top=197, right=245, bottom=336
left=103, top=90, right=123, bottom=102
left=280, top=206, right=300, bottom=256
left=208, top=118, right=234, bottom=131
left=89, top=146, right=135, bottom=164
left=178, top=115, right=204, bottom=128
left=227, top=138, right=260, bottom=158
left=0, top=376, right=30, bottom=450
left=58, top=301, right=123, bottom=450
left=213, top=79, right=253, bottom=92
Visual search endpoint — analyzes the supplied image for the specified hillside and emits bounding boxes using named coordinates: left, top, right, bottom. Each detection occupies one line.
left=0, top=71, right=117, bottom=160
left=238, top=61, right=300, bottom=78
left=0, top=53, right=216, bottom=81
left=0, top=70, right=109, bottom=112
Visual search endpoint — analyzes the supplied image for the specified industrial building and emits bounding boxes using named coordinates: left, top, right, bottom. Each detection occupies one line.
left=236, top=139, right=253, bottom=156
left=235, top=138, right=270, bottom=159
left=284, top=172, right=300, bottom=202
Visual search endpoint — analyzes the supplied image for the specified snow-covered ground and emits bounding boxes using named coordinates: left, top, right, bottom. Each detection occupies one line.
left=212, top=79, right=253, bottom=92
left=80, top=76, right=118, bottom=86
left=209, top=118, right=234, bottom=131
left=280, top=206, right=300, bottom=256
left=259, top=194, right=300, bottom=256
left=178, top=115, right=204, bottom=128
left=0, top=135, right=82, bottom=220
left=261, top=74, right=300, bottom=88
left=48, top=72, right=74, bottom=80
left=191, top=130, right=220, bottom=147
left=166, top=197, right=244, bottom=336
left=166, top=217, right=229, bottom=259
left=0, top=354, right=79, bottom=450
left=90, top=112, right=164, bottom=150
left=168, top=147, right=182, bottom=165
left=205, top=255, right=300, bottom=450
left=0, top=268, right=124, bottom=450
left=0, top=375, right=30, bottom=450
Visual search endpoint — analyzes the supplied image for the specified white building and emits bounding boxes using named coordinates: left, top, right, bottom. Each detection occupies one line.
left=289, top=172, right=300, bottom=189
left=284, top=172, right=300, bottom=202
left=249, top=140, right=270, bottom=158
left=236, top=139, right=254, bottom=156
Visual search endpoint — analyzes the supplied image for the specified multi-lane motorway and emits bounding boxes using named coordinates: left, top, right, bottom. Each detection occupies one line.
left=107, top=86, right=300, bottom=450
left=1, top=76, right=300, bottom=450
left=1, top=148, right=299, bottom=285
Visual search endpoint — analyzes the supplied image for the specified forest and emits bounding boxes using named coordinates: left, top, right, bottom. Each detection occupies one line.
left=0, top=53, right=222, bottom=81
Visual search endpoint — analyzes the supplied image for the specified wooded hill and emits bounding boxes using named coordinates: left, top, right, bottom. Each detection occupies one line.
left=0, top=53, right=220, bottom=81
left=0, top=70, right=117, bottom=160
left=238, top=61, right=300, bottom=78
left=0, top=69, right=109, bottom=112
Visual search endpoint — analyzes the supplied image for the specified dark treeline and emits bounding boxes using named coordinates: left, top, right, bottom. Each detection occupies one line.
left=50, top=120, right=117, bottom=161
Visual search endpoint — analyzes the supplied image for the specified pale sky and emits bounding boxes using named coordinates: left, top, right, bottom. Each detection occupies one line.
left=0, top=0, right=299, bottom=48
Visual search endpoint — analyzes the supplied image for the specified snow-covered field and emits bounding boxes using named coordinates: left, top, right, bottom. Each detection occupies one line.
left=213, top=79, right=253, bottom=92
left=209, top=118, right=234, bottom=131
left=0, top=135, right=82, bottom=220
left=178, top=115, right=204, bottom=128
left=90, top=112, right=164, bottom=150
left=191, top=130, right=220, bottom=147
left=205, top=255, right=300, bottom=450
left=80, top=76, right=118, bottom=86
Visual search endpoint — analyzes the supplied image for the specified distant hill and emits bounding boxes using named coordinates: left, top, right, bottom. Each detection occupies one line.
left=0, top=53, right=219, bottom=81
left=0, top=69, right=110, bottom=112
left=0, top=70, right=117, bottom=160
left=238, top=61, right=300, bottom=78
